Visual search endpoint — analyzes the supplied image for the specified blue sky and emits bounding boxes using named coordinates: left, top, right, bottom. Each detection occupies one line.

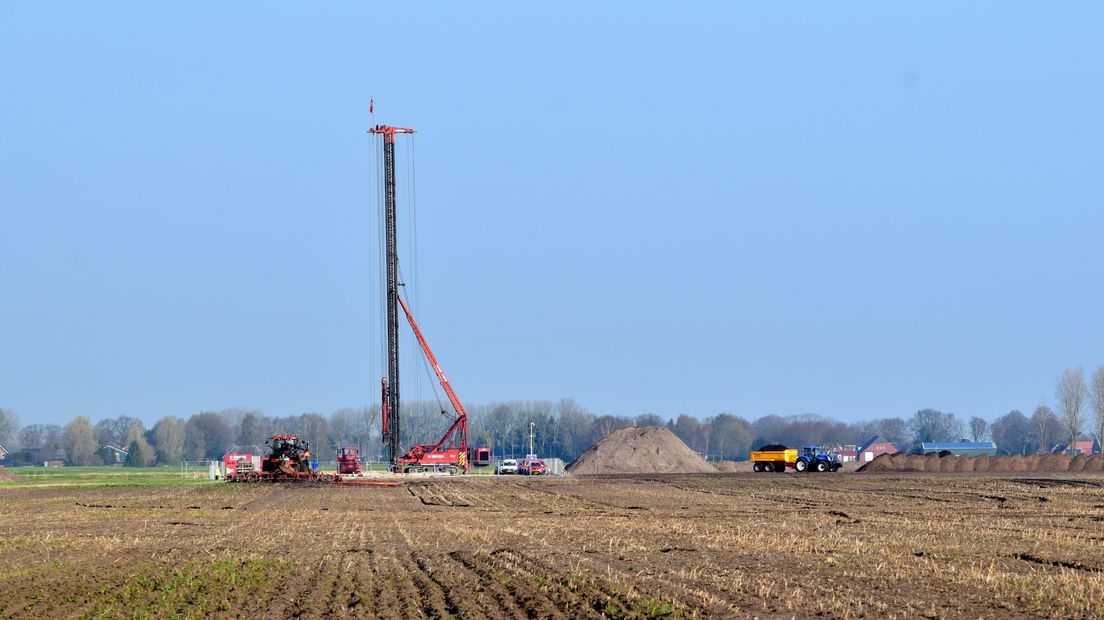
left=1, top=3, right=1101, bottom=427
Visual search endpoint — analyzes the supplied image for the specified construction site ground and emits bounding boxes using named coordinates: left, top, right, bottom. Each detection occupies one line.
left=1, top=473, right=1103, bottom=619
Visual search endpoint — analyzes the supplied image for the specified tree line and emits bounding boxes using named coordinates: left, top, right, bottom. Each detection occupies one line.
left=2, top=366, right=1102, bottom=465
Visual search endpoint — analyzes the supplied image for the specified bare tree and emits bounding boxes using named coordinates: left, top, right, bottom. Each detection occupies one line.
left=968, top=417, right=989, bottom=442
left=1056, top=367, right=1088, bottom=454
left=18, top=424, right=46, bottom=452
left=1091, top=366, right=1104, bottom=447
left=0, top=408, right=19, bottom=445
left=152, top=416, right=185, bottom=465
left=63, top=416, right=97, bottom=465
left=991, top=410, right=1030, bottom=455
left=909, top=409, right=964, bottom=445
left=1030, top=404, right=1060, bottom=453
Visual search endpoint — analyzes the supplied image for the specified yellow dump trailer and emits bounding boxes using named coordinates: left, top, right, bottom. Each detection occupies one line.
left=749, top=448, right=798, bottom=473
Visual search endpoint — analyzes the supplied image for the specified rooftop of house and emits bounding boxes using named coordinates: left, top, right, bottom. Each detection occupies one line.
left=921, top=441, right=997, bottom=450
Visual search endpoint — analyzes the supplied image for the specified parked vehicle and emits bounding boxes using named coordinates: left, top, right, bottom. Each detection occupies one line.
left=521, top=459, right=546, bottom=476
left=497, top=458, right=518, bottom=475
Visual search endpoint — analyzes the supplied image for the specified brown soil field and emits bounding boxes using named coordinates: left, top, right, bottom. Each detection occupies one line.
left=2, top=474, right=1104, bottom=618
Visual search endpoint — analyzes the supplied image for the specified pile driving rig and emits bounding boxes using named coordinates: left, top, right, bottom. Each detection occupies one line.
left=370, top=123, right=469, bottom=474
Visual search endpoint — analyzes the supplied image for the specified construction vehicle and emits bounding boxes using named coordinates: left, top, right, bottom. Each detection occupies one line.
left=468, top=446, right=491, bottom=467
left=750, top=444, right=798, bottom=472
left=260, top=435, right=323, bottom=480
left=371, top=123, right=470, bottom=475
left=793, top=445, right=843, bottom=472
left=222, top=449, right=260, bottom=480
left=336, top=446, right=362, bottom=475
left=226, top=435, right=339, bottom=482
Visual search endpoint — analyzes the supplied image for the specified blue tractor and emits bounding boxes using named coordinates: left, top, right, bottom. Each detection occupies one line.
left=793, top=445, right=843, bottom=473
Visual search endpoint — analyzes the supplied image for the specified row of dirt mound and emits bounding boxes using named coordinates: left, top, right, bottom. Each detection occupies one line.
left=0, top=466, right=18, bottom=482
left=567, top=426, right=718, bottom=475
left=858, top=452, right=1104, bottom=473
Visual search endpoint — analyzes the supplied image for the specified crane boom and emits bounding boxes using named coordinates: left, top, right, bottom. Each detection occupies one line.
left=397, top=294, right=468, bottom=454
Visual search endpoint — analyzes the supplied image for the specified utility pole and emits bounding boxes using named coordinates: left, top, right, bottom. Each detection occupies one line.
left=529, top=422, right=536, bottom=456
left=369, top=124, right=415, bottom=469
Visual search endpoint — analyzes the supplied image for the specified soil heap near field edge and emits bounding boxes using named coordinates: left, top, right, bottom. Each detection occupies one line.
left=567, top=426, right=717, bottom=475
left=0, top=466, right=18, bottom=482
left=857, top=451, right=1104, bottom=473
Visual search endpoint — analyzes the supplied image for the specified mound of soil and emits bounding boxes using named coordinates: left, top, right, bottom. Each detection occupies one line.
left=0, top=466, right=18, bottom=482
left=713, top=460, right=754, bottom=473
left=567, top=426, right=717, bottom=475
left=857, top=453, right=1104, bottom=473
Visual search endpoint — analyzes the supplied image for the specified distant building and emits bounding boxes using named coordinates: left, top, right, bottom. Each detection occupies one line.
left=830, top=445, right=858, bottom=462
left=0, top=443, right=8, bottom=462
left=920, top=441, right=997, bottom=456
left=103, top=445, right=128, bottom=464
left=857, top=436, right=898, bottom=463
left=1051, top=439, right=1101, bottom=456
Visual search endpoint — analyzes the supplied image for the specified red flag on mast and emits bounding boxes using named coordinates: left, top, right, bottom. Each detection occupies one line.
left=370, top=98, right=374, bottom=114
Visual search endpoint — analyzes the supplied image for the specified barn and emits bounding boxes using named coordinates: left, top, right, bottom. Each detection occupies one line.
left=856, top=436, right=898, bottom=463
left=1051, top=439, right=1101, bottom=456
left=920, top=441, right=998, bottom=456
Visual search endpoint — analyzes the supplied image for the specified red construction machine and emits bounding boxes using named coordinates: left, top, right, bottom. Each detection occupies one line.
left=336, top=446, right=363, bottom=475
left=227, top=435, right=338, bottom=482
left=371, top=122, right=470, bottom=475
left=385, top=295, right=469, bottom=474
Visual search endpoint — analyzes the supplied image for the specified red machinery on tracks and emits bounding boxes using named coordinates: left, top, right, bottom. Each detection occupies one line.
left=371, top=121, right=471, bottom=475
left=385, top=295, right=469, bottom=474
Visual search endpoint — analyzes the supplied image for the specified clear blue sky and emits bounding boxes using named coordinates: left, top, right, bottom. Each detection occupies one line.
left=2, top=3, right=1101, bottom=427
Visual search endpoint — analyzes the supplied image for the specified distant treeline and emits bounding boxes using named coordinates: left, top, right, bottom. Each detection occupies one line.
left=1, top=366, right=1101, bottom=465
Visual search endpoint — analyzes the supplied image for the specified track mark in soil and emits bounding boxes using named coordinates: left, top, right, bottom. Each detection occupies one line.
left=1013, top=553, right=1100, bottom=573
left=1013, top=478, right=1104, bottom=488
left=827, top=510, right=862, bottom=523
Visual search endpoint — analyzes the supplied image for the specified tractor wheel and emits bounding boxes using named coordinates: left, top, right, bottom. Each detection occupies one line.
left=794, top=459, right=808, bottom=473
left=815, top=461, right=829, bottom=472
left=763, top=462, right=775, bottom=472
left=753, top=462, right=763, bottom=473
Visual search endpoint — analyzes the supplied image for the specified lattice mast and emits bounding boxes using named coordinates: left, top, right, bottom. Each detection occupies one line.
left=368, top=124, right=415, bottom=469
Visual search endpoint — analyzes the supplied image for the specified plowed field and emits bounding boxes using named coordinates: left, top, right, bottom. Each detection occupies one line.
left=2, top=474, right=1104, bottom=618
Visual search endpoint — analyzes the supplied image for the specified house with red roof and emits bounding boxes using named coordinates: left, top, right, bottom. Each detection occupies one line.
left=857, top=436, right=898, bottom=463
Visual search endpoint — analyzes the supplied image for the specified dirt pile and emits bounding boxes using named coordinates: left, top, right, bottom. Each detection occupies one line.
left=857, top=452, right=1104, bottom=473
left=713, top=460, right=754, bottom=473
left=567, top=426, right=717, bottom=475
left=0, top=466, right=18, bottom=482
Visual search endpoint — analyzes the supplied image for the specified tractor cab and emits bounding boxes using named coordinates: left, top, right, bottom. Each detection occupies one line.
left=794, top=445, right=843, bottom=473
left=800, top=445, right=826, bottom=458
